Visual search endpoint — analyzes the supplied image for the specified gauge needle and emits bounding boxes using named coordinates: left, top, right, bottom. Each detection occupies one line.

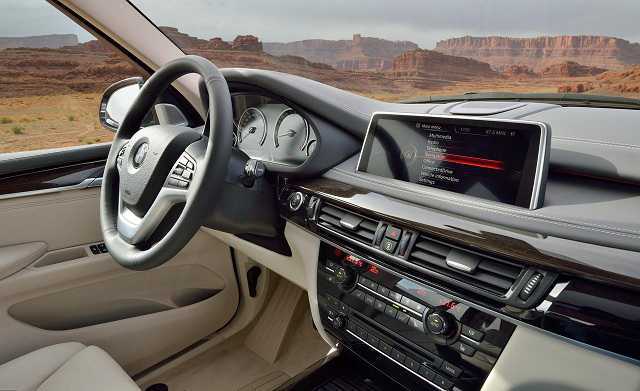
left=279, top=129, right=297, bottom=138
left=240, top=126, right=257, bottom=141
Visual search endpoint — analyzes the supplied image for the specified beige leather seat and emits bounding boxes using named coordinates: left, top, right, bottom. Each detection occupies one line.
left=0, top=342, right=140, bottom=391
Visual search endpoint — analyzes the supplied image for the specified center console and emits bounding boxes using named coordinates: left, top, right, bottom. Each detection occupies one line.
left=317, top=242, right=514, bottom=391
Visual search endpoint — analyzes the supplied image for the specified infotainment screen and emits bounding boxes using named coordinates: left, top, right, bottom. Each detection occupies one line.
left=357, top=113, right=549, bottom=209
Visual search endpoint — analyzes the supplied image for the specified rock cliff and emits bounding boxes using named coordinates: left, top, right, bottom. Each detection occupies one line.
left=391, top=49, right=498, bottom=81
left=264, top=34, right=418, bottom=71
left=435, top=35, right=640, bottom=71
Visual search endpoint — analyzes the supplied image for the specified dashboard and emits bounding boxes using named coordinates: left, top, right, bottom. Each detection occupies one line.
left=220, top=69, right=640, bottom=391
left=232, top=94, right=317, bottom=166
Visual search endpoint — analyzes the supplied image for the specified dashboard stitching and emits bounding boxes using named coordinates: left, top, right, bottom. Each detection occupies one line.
left=329, top=166, right=640, bottom=238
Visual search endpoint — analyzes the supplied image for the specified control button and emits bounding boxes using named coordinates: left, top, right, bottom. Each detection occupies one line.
left=388, top=291, right=403, bottom=303
left=287, top=192, right=305, bottom=212
left=364, top=294, right=375, bottom=307
left=186, top=161, right=194, bottom=170
left=391, top=349, right=406, bottom=363
left=455, top=342, right=476, bottom=356
left=367, top=334, right=379, bottom=347
left=178, top=156, right=189, bottom=166
left=408, top=317, right=423, bottom=331
left=461, top=325, right=485, bottom=342
left=384, top=306, right=398, bottom=319
left=327, top=295, right=339, bottom=308
left=334, top=266, right=354, bottom=287
left=377, top=285, right=390, bottom=297
left=356, top=327, right=368, bottom=340
left=173, top=167, right=184, bottom=175
left=359, top=277, right=378, bottom=291
left=441, top=362, right=463, bottom=378
left=176, top=180, right=189, bottom=188
left=379, top=341, right=393, bottom=355
left=418, top=365, right=436, bottom=381
left=97, top=243, right=108, bottom=253
left=181, top=171, right=192, bottom=180
left=168, top=178, right=180, bottom=187
left=380, top=237, right=397, bottom=254
left=426, top=312, right=451, bottom=336
left=385, top=225, right=402, bottom=240
left=433, top=375, right=454, bottom=390
left=396, top=311, right=410, bottom=324
left=306, top=196, right=320, bottom=220
left=374, top=299, right=386, bottom=313
left=347, top=319, right=357, bottom=332
left=89, top=245, right=100, bottom=255
left=352, top=290, right=366, bottom=301
left=374, top=224, right=387, bottom=246
left=401, top=296, right=427, bottom=314
left=404, top=357, right=420, bottom=373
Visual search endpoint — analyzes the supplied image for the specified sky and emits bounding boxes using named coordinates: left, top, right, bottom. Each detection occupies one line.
left=2, top=0, right=640, bottom=48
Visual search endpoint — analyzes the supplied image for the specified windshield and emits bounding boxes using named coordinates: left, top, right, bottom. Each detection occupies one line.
left=131, top=0, right=640, bottom=102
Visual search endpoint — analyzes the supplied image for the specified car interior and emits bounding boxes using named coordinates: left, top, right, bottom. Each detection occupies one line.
left=0, top=1, right=639, bottom=390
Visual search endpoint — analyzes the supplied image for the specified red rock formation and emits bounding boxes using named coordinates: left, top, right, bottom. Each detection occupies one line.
left=391, top=49, right=498, bottom=81
left=501, top=64, right=536, bottom=78
left=264, top=34, right=418, bottom=71
left=540, top=61, right=606, bottom=77
left=158, top=26, right=207, bottom=49
left=207, top=37, right=231, bottom=50
left=231, top=35, right=262, bottom=52
left=435, top=35, right=640, bottom=71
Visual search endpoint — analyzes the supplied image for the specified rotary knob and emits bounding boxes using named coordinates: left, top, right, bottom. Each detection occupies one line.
left=331, top=315, right=346, bottom=330
left=425, top=311, right=454, bottom=336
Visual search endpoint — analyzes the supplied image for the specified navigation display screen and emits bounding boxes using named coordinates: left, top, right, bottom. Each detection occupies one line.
left=358, top=113, right=548, bottom=208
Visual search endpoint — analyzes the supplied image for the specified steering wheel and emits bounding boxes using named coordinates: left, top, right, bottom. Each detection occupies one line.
left=100, top=55, right=233, bottom=270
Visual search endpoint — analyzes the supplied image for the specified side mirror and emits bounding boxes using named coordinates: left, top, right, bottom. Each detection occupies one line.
left=99, top=77, right=143, bottom=131
left=99, top=77, right=189, bottom=132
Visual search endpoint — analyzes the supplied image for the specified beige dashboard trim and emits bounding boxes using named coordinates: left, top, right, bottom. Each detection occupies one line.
left=483, top=326, right=640, bottom=391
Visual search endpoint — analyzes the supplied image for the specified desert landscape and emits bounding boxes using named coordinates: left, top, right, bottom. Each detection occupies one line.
left=2, top=28, right=640, bottom=153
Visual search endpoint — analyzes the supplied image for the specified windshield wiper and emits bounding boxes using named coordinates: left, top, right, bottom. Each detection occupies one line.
left=401, top=91, right=640, bottom=110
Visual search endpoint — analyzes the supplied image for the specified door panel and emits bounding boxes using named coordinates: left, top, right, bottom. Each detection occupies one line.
left=0, top=186, right=239, bottom=374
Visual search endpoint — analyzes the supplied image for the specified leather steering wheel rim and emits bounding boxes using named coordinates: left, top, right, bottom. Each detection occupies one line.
left=100, top=55, right=233, bottom=270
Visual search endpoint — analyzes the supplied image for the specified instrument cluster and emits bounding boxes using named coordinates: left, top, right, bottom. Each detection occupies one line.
left=232, top=94, right=317, bottom=165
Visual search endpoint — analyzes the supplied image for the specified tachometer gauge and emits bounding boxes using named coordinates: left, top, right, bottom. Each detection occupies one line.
left=274, top=108, right=309, bottom=163
left=236, top=108, right=267, bottom=153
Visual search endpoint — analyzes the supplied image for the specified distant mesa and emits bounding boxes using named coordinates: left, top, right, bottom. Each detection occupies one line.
left=158, top=27, right=262, bottom=52
left=501, top=64, right=536, bottom=79
left=435, top=35, right=640, bottom=71
left=391, top=49, right=498, bottom=81
left=0, top=34, right=78, bottom=50
left=264, top=34, right=419, bottom=71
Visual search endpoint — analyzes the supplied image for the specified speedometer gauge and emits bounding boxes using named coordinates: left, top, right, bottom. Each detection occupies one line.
left=274, top=108, right=309, bottom=163
left=237, top=108, right=267, bottom=153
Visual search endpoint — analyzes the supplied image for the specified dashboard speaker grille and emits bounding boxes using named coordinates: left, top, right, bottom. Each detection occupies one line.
left=317, top=203, right=379, bottom=245
left=409, top=236, right=524, bottom=295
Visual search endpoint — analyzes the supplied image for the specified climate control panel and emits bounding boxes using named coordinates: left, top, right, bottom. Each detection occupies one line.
left=318, top=243, right=516, bottom=391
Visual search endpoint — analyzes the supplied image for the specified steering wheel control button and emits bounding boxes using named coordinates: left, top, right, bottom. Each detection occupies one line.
left=381, top=237, right=397, bottom=254
left=287, top=192, right=305, bottom=212
left=454, top=342, right=476, bottom=356
left=461, top=325, right=484, bottom=342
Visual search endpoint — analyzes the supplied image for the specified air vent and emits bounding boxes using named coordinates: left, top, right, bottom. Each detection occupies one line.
left=408, top=236, right=524, bottom=296
left=317, top=203, right=379, bottom=245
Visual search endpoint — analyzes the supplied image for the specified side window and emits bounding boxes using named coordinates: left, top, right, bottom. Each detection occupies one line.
left=0, top=0, right=147, bottom=154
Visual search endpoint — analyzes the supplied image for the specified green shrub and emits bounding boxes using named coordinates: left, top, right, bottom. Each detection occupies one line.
left=0, top=117, right=13, bottom=124
left=11, top=126, right=25, bottom=135
left=67, top=115, right=76, bottom=121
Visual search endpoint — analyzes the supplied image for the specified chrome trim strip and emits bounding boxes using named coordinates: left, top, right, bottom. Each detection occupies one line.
left=347, top=329, right=447, bottom=391
left=0, top=177, right=101, bottom=201
left=355, top=112, right=551, bottom=210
